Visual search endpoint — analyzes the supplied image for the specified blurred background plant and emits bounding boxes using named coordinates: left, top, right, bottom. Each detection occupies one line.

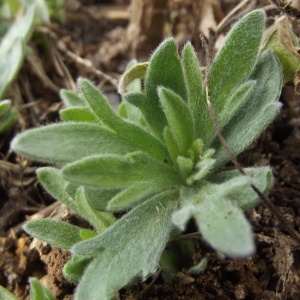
left=0, top=0, right=66, bottom=134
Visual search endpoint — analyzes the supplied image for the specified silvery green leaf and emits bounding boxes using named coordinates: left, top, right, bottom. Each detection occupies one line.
left=79, top=79, right=169, bottom=161
left=214, top=50, right=282, bottom=167
left=107, top=179, right=174, bottom=211
left=60, top=89, right=85, bottom=107
left=126, top=38, right=187, bottom=139
left=176, top=156, right=193, bottom=179
left=118, top=101, right=142, bottom=124
left=29, top=278, right=55, bottom=300
left=60, top=107, right=98, bottom=123
left=163, top=127, right=180, bottom=163
left=24, top=219, right=83, bottom=250
left=11, top=123, right=137, bottom=163
left=206, top=10, right=265, bottom=145
left=175, top=183, right=255, bottom=257
left=187, top=158, right=216, bottom=185
left=72, top=190, right=177, bottom=300
left=181, top=42, right=206, bottom=138
left=62, top=151, right=181, bottom=188
left=75, top=187, right=116, bottom=232
left=211, top=166, right=273, bottom=209
left=195, top=197, right=254, bottom=256
left=37, top=167, right=78, bottom=212
left=0, top=286, right=18, bottom=300
left=81, top=188, right=121, bottom=211
left=216, top=80, right=256, bottom=129
left=158, top=87, right=195, bottom=155
left=63, top=255, right=91, bottom=282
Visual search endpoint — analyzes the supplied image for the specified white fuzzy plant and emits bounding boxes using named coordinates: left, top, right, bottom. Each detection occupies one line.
left=10, top=10, right=282, bottom=300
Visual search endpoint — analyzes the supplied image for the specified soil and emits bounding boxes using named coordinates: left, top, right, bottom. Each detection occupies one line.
left=1, top=0, right=300, bottom=299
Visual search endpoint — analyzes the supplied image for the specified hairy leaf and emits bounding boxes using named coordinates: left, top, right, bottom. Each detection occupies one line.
left=11, top=123, right=136, bottom=163
left=175, top=181, right=255, bottom=257
left=29, top=278, right=55, bottom=300
left=158, top=87, right=195, bottom=155
left=24, top=219, right=83, bottom=250
left=79, top=79, right=169, bottom=161
left=211, top=166, right=273, bottom=209
left=181, top=42, right=206, bottom=138
left=60, top=89, right=85, bottom=107
left=127, top=38, right=187, bottom=139
left=37, top=167, right=78, bottom=212
left=63, top=255, right=91, bottom=282
left=207, top=10, right=265, bottom=146
left=214, top=50, right=282, bottom=167
left=72, top=190, right=178, bottom=300
left=62, top=152, right=182, bottom=188
left=75, top=187, right=116, bottom=231
left=0, top=286, right=18, bottom=300
left=60, top=107, right=98, bottom=123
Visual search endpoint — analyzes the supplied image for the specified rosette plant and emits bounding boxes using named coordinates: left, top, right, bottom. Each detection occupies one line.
left=11, top=10, right=282, bottom=300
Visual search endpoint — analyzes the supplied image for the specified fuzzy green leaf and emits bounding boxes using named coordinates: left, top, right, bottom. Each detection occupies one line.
left=124, top=91, right=165, bottom=137
left=214, top=50, right=282, bottom=167
left=60, top=89, right=85, bottom=107
left=24, top=219, right=83, bottom=250
left=79, top=79, right=169, bottom=161
left=217, top=80, right=256, bottom=129
left=37, top=167, right=78, bottom=212
left=11, top=123, right=136, bottom=163
left=78, top=78, right=119, bottom=128
left=107, top=180, right=174, bottom=211
left=72, top=190, right=177, bottom=300
left=81, top=188, right=121, bottom=211
left=158, top=87, right=195, bottom=155
left=129, top=38, right=187, bottom=139
left=195, top=197, right=254, bottom=257
left=60, top=107, right=98, bottom=123
left=0, top=286, right=18, bottom=300
left=62, top=152, right=181, bottom=188
left=118, top=101, right=142, bottom=124
left=163, top=127, right=180, bottom=163
left=29, top=278, right=55, bottom=300
left=187, top=158, right=216, bottom=185
left=181, top=42, right=206, bottom=138
left=75, top=187, right=116, bottom=232
left=177, top=156, right=193, bottom=179
left=175, top=182, right=255, bottom=257
left=207, top=10, right=265, bottom=145
left=146, top=38, right=187, bottom=106
left=211, top=166, right=273, bottom=210
left=80, top=229, right=97, bottom=240
left=63, top=255, right=91, bottom=282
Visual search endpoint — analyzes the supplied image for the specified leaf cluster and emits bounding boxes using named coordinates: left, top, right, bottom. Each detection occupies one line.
left=11, top=10, right=282, bottom=300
